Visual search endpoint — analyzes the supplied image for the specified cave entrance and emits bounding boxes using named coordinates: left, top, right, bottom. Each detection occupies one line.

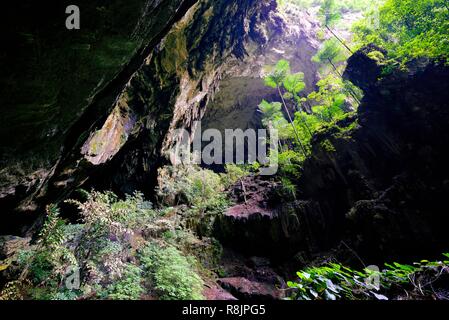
left=196, top=77, right=276, bottom=173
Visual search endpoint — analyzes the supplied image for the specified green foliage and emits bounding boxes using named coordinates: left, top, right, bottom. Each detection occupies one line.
left=156, top=165, right=230, bottom=237
left=278, top=0, right=317, bottom=9
left=157, top=165, right=227, bottom=207
left=18, top=206, right=77, bottom=289
left=333, top=0, right=384, bottom=13
left=293, top=75, right=352, bottom=149
left=264, top=59, right=292, bottom=89
left=277, top=177, right=298, bottom=201
left=183, top=169, right=225, bottom=208
left=284, top=72, right=306, bottom=94
left=353, top=0, right=449, bottom=63
left=320, top=139, right=337, bottom=152
left=38, top=205, right=66, bottom=249
left=68, top=191, right=156, bottom=232
left=276, top=149, right=304, bottom=178
left=2, top=184, right=222, bottom=301
left=111, top=193, right=156, bottom=229
left=220, top=164, right=251, bottom=188
left=264, top=60, right=306, bottom=99
left=106, top=264, right=144, bottom=300
left=319, top=0, right=342, bottom=26
left=312, top=39, right=346, bottom=69
left=307, top=75, right=350, bottom=111
left=49, top=290, right=80, bottom=301
left=258, top=100, right=291, bottom=140
left=0, top=280, right=31, bottom=300
left=140, top=243, right=204, bottom=300
left=7, top=191, right=163, bottom=300
left=262, top=59, right=309, bottom=157
left=279, top=0, right=384, bottom=13
left=288, top=254, right=449, bottom=300
left=260, top=60, right=357, bottom=184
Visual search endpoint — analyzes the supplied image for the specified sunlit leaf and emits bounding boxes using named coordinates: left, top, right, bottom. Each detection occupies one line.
left=284, top=73, right=306, bottom=94
left=371, top=292, right=389, bottom=301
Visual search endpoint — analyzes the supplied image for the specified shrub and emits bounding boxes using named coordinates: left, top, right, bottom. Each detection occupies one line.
left=352, top=0, right=449, bottom=63
left=106, top=264, right=144, bottom=300
left=67, top=191, right=156, bottom=232
left=140, top=243, right=204, bottom=300
left=157, top=165, right=226, bottom=205
left=156, top=165, right=230, bottom=236
left=288, top=254, right=449, bottom=300
left=220, top=164, right=251, bottom=188
left=17, top=205, right=77, bottom=289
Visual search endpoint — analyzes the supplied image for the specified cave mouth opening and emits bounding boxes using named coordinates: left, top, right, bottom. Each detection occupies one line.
left=195, top=76, right=273, bottom=173
left=196, top=77, right=268, bottom=173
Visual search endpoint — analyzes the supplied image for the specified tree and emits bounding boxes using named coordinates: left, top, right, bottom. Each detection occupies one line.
left=353, top=0, right=449, bottom=62
left=319, top=0, right=342, bottom=26
left=312, top=39, right=361, bottom=104
left=312, top=39, right=346, bottom=76
left=258, top=100, right=291, bottom=141
left=319, top=0, right=354, bottom=53
left=264, top=60, right=309, bottom=157
left=306, top=74, right=347, bottom=122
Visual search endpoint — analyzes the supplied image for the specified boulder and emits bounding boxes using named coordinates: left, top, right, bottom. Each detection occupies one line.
left=0, top=236, right=31, bottom=260
left=218, top=277, right=283, bottom=300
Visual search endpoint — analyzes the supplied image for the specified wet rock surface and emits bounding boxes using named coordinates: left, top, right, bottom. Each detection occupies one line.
left=214, top=176, right=305, bottom=259
left=0, top=236, right=31, bottom=261
left=0, top=0, right=280, bottom=233
left=0, top=0, right=198, bottom=232
left=218, top=277, right=282, bottom=301
left=203, top=285, right=238, bottom=301
left=199, top=5, right=320, bottom=165
left=295, top=47, right=449, bottom=263
left=213, top=47, right=449, bottom=283
left=215, top=248, right=286, bottom=301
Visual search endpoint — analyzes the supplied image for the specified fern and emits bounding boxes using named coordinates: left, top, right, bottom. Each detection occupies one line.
left=38, top=205, right=65, bottom=249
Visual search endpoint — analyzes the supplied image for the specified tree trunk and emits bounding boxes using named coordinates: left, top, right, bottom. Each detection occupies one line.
left=325, top=25, right=353, bottom=54
left=277, top=86, right=308, bottom=157
left=294, top=95, right=314, bottom=138
left=327, top=58, right=361, bottom=105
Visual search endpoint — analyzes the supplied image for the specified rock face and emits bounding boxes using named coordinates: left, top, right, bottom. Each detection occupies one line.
left=199, top=5, right=320, bottom=165
left=218, top=277, right=283, bottom=300
left=0, top=236, right=31, bottom=261
left=0, top=0, right=198, bottom=233
left=293, top=47, right=449, bottom=263
left=342, top=44, right=387, bottom=91
left=214, top=47, right=449, bottom=273
left=214, top=247, right=286, bottom=301
left=0, top=0, right=288, bottom=234
left=0, top=0, right=322, bottom=235
left=214, top=176, right=305, bottom=259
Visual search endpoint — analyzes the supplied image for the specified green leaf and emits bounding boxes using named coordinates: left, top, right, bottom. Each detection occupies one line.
left=264, top=76, right=278, bottom=89
left=309, top=289, right=318, bottom=299
left=371, top=292, right=389, bottom=301
left=275, top=59, right=290, bottom=74
left=297, top=271, right=311, bottom=281
left=0, top=264, right=9, bottom=272
left=326, top=279, right=339, bottom=294
left=324, top=289, right=337, bottom=301
left=283, top=73, right=306, bottom=94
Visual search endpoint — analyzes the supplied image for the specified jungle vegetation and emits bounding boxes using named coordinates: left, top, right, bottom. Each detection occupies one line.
left=1, top=0, right=448, bottom=301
